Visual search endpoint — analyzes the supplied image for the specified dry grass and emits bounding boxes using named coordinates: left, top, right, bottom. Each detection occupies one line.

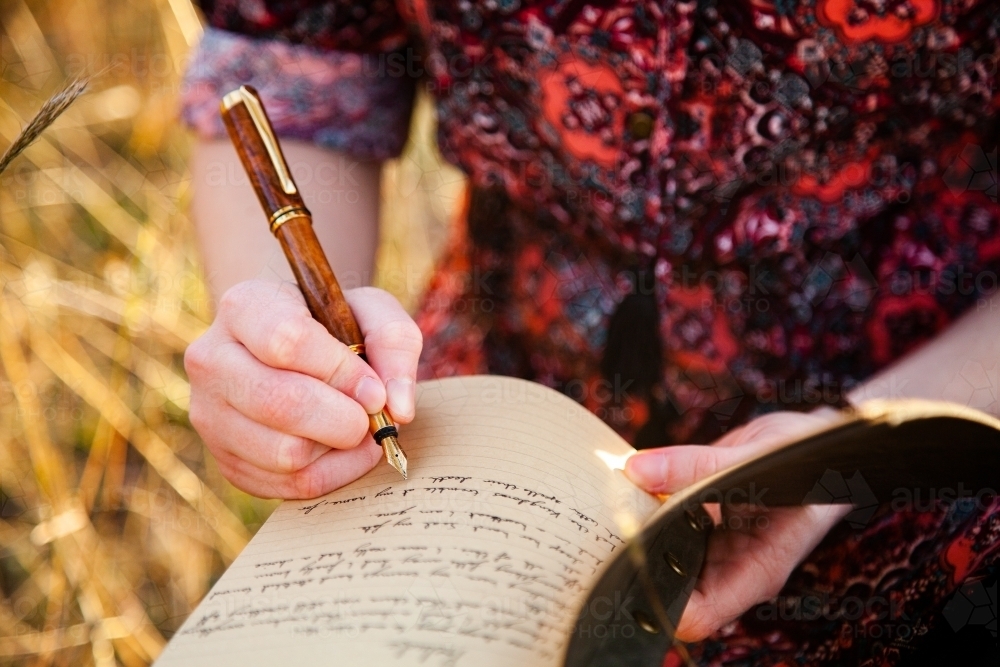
left=0, top=1, right=463, bottom=664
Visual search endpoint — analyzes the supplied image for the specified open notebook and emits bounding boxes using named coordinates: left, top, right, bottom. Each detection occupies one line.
left=155, top=376, right=662, bottom=667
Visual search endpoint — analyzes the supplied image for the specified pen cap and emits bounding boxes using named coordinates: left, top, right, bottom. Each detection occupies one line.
left=219, top=85, right=308, bottom=222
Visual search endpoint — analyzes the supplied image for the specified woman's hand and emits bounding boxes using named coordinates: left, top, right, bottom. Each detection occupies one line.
left=624, top=411, right=848, bottom=641
left=185, top=280, right=422, bottom=499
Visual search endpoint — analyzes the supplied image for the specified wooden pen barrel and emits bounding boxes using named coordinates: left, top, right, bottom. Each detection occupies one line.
left=274, top=217, right=364, bottom=348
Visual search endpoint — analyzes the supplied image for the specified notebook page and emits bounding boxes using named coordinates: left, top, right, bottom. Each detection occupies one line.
left=155, top=375, right=661, bottom=667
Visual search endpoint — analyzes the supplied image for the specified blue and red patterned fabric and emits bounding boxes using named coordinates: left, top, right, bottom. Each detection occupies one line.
left=181, top=1, right=1000, bottom=664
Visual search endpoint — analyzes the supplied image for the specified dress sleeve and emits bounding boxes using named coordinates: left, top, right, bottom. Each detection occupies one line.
left=181, top=1, right=416, bottom=160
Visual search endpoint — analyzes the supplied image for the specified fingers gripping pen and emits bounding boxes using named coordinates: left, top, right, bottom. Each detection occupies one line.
left=219, top=85, right=408, bottom=480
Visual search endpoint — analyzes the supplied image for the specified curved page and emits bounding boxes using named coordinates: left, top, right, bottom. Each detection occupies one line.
left=155, top=375, right=661, bottom=667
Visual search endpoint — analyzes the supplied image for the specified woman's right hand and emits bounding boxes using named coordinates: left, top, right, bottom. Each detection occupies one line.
left=184, top=280, right=423, bottom=499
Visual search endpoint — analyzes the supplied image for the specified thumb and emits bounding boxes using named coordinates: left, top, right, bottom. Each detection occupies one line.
left=625, top=412, right=841, bottom=495
left=624, top=445, right=752, bottom=495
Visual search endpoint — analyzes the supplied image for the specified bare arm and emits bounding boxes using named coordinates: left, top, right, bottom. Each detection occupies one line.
left=850, top=291, right=1000, bottom=414
left=185, top=138, right=423, bottom=499
left=190, top=138, right=382, bottom=297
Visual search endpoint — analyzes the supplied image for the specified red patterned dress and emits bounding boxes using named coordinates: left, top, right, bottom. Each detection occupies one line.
left=182, top=1, right=1000, bottom=664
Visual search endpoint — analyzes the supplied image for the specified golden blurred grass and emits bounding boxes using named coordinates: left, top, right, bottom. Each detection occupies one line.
left=0, top=1, right=464, bottom=664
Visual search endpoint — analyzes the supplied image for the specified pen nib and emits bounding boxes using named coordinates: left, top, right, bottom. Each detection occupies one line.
left=381, top=435, right=408, bottom=480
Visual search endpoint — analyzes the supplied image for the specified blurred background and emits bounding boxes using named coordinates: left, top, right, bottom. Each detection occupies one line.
left=0, top=1, right=465, bottom=664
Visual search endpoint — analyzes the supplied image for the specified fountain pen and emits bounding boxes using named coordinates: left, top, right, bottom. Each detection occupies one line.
left=219, top=85, right=408, bottom=480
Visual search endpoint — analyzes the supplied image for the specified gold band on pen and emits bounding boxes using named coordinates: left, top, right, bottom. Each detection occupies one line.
left=348, top=343, right=366, bottom=356
left=269, top=205, right=310, bottom=233
left=369, top=411, right=393, bottom=432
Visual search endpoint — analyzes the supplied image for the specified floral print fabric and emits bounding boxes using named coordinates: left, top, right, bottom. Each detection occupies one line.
left=182, top=0, right=1000, bottom=664
left=182, top=27, right=414, bottom=159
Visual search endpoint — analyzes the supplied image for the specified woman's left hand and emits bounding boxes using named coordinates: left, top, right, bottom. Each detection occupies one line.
left=624, top=411, right=849, bottom=641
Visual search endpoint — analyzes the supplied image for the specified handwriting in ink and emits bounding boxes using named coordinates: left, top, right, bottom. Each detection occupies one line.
left=469, top=513, right=527, bottom=531
left=485, top=480, right=518, bottom=491
left=492, top=493, right=560, bottom=517
left=428, top=476, right=471, bottom=484
left=472, top=525, right=509, bottom=539
left=299, top=495, right=366, bottom=515
left=375, top=505, right=416, bottom=518
left=522, top=489, right=561, bottom=504
left=425, top=487, right=478, bottom=495
left=518, top=535, right=540, bottom=548
left=256, top=559, right=293, bottom=569
left=360, top=520, right=391, bottom=535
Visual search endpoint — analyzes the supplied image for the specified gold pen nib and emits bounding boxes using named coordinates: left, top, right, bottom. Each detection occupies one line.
left=381, top=435, right=408, bottom=479
left=370, top=410, right=407, bottom=479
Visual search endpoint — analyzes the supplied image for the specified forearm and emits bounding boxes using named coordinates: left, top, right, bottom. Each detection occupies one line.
left=850, top=291, right=1000, bottom=415
left=190, top=138, right=381, bottom=298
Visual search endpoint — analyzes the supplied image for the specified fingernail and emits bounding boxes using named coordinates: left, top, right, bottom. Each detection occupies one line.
left=354, top=376, right=385, bottom=414
left=386, top=377, right=415, bottom=421
left=624, top=451, right=667, bottom=490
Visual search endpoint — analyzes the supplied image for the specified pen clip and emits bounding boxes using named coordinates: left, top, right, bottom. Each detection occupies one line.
left=221, top=86, right=298, bottom=196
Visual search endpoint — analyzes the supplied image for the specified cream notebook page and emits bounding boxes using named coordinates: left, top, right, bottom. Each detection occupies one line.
left=155, top=376, right=661, bottom=667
